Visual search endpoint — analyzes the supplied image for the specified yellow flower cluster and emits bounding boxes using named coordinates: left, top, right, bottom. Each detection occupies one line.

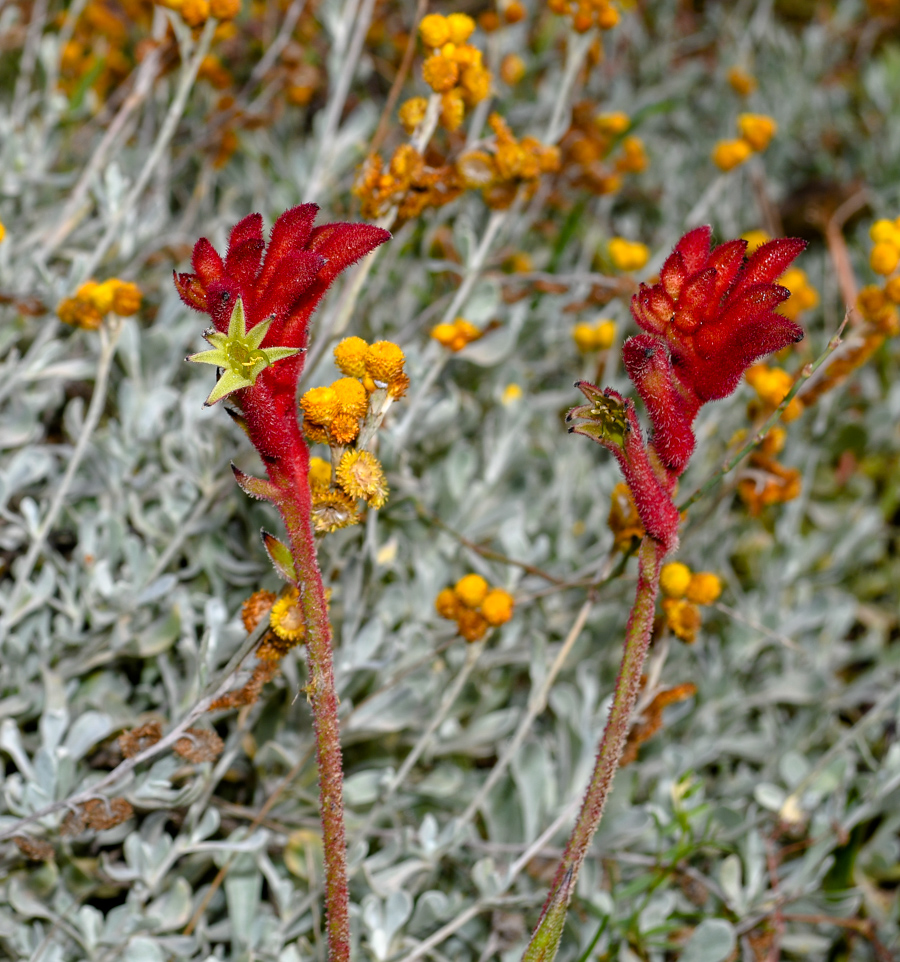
left=869, top=217, right=900, bottom=276
left=416, top=13, right=491, bottom=132
left=745, top=363, right=803, bottom=421
left=659, top=563, right=722, bottom=644
left=0, top=220, right=6, bottom=243
left=456, top=113, right=560, bottom=209
left=299, top=338, right=406, bottom=534
left=547, top=0, right=620, bottom=33
left=301, top=341, right=407, bottom=446
left=57, top=278, right=142, bottom=329
left=737, top=455, right=802, bottom=516
left=727, top=66, right=757, bottom=96
left=561, top=106, right=648, bottom=197
left=431, top=317, right=482, bottom=352
left=607, top=238, right=650, bottom=272
left=354, top=145, right=462, bottom=222
left=164, top=0, right=242, bottom=29
left=713, top=113, right=777, bottom=171
left=572, top=319, right=616, bottom=353
left=607, top=481, right=644, bottom=551
left=435, top=574, right=514, bottom=642
left=777, top=267, right=819, bottom=320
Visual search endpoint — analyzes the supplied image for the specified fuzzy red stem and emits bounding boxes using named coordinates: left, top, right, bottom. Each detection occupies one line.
left=248, top=400, right=350, bottom=962
left=523, top=536, right=665, bottom=961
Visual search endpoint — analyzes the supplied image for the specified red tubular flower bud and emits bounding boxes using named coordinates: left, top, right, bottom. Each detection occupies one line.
left=622, top=335, right=698, bottom=474
left=567, top=382, right=680, bottom=552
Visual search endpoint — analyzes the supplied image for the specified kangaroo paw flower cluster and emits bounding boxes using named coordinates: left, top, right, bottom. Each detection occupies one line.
left=57, top=278, right=142, bottom=329
left=659, top=563, right=721, bottom=643
left=569, top=226, right=806, bottom=554
left=435, top=575, right=514, bottom=642
left=713, top=113, right=777, bottom=171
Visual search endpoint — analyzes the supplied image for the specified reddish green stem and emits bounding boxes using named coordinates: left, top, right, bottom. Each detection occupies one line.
left=264, top=418, right=349, bottom=962
left=522, top=536, right=666, bottom=962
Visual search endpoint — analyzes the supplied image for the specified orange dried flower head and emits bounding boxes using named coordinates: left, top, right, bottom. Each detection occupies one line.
left=440, top=88, right=466, bottom=131
left=457, top=608, right=489, bottom=642
left=242, top=589, right=276, bottom=633
left=662, top=597, right=702, bottom=643
left=112, top=281, right=142, bottom=316
left=435, top=587, right=459, bottom=619
left=181, top=0, right=210, bottom=27
left=58, top=296, right=103, bottom=330
left=399, top=97, right=429, bottom=133
left=174, top=728, right=225, bottom=762
left=209, top=0, right=240, bottom=19
left=330, top=412, right=361, bottom=445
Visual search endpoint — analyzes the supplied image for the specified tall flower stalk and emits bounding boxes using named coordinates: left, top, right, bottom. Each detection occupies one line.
left=524, top=226, right=807, bottom=961
left=176, top=206, right=391, bottom=962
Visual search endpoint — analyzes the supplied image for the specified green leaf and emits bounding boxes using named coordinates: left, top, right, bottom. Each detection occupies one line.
left=261, top=530, right=297, bottom=583
left=521, top=867, right=573, bottom=962
left=231, top=464, right=280, bottom=502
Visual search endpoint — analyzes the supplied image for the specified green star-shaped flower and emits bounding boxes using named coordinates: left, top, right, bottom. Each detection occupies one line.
left=187, top=296, right=301, bottom=406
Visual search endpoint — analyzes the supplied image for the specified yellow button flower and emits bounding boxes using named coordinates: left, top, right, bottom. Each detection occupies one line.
left=398, top=97, right=429, bottom=133
left=331, top=377, right=368, bottom=419
left=365, top=341, right=406, bottom=383
left=608, top=238, right=649, bottom=272
left=455, top=573, right=489, bottom=608
left=660, top=562, right=692, bottom=599
left=446, top=12, right=475, bottom=44
left=870, top=242, right=900, bottom=276
left=686, top=572, right=722, bottom=606
left=300, top=386, right=340, bottom=425
left=713, top=138, right=752, bottom=171
left=419, top=13, right=449, bottom=47
left=482, top=588, right=514, bottom=626
left=737, top=113, right=777, bottom=151
left=334, top=336, right=368, bottom=378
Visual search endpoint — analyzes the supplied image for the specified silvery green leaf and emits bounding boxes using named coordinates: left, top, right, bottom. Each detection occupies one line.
left=679, top=919, right=736, bottom=962
left=62, top=711, right=113, bottom=762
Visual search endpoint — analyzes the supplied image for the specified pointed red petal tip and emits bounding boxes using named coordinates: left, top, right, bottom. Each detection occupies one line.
left=191, top=237, right=224, bottom=285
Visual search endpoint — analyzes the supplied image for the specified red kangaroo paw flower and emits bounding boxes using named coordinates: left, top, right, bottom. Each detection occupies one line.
left=179, top=206, right=391, bottom=470
left=630, top=228, right=805, bottom=405
left=572, top=228, right=807, bottom=537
